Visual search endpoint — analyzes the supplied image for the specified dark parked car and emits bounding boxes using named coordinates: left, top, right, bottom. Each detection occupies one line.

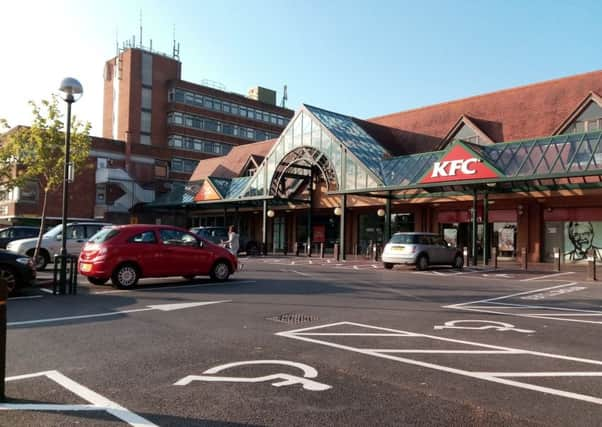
left=0, top=226, right=40, bottom=249
left=79, top=224, right=238, bottom=288
left=0, top=249, right=36, bottom=295
left=190, top=226, right=259, bottom=255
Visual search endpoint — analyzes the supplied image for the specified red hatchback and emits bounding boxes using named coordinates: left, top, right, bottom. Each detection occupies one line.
left=78, top=224, right=237, bottom=288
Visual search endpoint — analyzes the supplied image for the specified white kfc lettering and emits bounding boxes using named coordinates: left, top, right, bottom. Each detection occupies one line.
left=431, top=158, right=479, bottom=178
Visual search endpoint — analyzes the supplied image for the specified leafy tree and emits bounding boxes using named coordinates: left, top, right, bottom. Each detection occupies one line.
left=0, top=95, right=91, bottom=266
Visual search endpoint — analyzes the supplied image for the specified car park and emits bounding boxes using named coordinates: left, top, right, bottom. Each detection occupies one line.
left=0, top=226, right=40, bottom=249
left=381, top=232, right=464, bottom=270
left=6, top=222, right=110, bottom=270
left=0, top=249, right=36, bottom=295
left=79, top=224, right=238, bottom=288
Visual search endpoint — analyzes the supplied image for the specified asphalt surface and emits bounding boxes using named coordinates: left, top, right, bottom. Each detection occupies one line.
left=2, top=258, right=602, bottom=426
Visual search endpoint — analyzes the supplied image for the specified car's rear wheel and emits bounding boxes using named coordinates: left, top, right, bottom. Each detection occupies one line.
left=0, top=266, right=17, bottom=295
left=112, top=264, right=139, bottom=289
left=210, top=261, right=230, bottom=281
left=26, top=249, right=49, bottom=271
left=452, top=254, right=464, bottom=270
left=384, top=263, right=394, bottom=270
left=87, top=277, right=108, bottom=286
left=416, top=254, right=429, bottom=271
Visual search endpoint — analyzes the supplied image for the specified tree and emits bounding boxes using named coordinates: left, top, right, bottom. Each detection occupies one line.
left=0, top=95, right=91, bottom=267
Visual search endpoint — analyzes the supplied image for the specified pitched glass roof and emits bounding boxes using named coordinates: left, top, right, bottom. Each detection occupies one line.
left=378, top=131, right=602, bottom=190
left=305, top=104, right=388, bottom=178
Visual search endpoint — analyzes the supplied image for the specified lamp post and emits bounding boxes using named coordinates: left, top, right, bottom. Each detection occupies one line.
left=58, top=77, right=83, bottom=294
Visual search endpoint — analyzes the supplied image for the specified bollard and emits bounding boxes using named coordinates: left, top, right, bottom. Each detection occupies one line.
left=307, top=243, right=312, bottom=257
left=319, top=242, right=324, bottom=258
left=333, top=243, right=339, bottom=261
left=0, top=278, right=6, bottom=401
left=587, top=250, right=596, bottom=281
left=491, top=247, right=498, bottom=269
left=553, top=247, right=561, bottom=272
left=372, top=243, right=378, bottom=261
left=295, top=242, right=301, bottom=257
left=521, top=247, right=528, bottom=271
left=283, top=242, right=288, bottom=256
left=463, top=247, right=469, bottom=267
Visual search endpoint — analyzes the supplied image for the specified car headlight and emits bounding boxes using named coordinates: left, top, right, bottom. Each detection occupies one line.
left=16, top=257, right=31, bottom=265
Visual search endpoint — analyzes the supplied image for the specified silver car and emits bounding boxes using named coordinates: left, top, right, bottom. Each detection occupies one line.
left=382, top=232, right=464, bottom=270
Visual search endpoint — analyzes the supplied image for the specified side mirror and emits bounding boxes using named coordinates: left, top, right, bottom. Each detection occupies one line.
left=56, top=235, right=62, bottom=241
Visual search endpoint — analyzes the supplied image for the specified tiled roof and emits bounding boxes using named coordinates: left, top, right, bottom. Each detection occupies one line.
left=369, top=69, right=602, bottom=144
left=189, top=139, right=277, bottom=181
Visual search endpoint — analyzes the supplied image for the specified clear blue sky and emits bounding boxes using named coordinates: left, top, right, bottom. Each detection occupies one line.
left=2, top=0, right=602, bottom=137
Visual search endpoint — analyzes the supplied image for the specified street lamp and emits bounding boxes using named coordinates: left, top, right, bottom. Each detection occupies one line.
left=58, top=77, right=83, bottom=294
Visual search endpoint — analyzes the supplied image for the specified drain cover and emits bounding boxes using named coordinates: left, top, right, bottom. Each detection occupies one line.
left=267, top=313, right=318, bottom=324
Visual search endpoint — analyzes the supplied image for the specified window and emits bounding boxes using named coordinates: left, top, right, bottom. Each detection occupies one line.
left=141, top=53, right=153, bottom=86
left=67, top=225, right=86, bottom=240
left=85, top=224, right=105, bottom=238
left=131, top=231, right=157, bottom=243
left=19, top=181, right=38, bottom=202
left=141, top=87, right=152, bottom=110
left=140, top=134, right=151, bottom=145
left=160, top=229, right=197, bottom=246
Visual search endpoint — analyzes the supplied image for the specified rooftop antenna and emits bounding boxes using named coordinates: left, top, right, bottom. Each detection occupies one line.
left=115, top=26, right=119, bottom=56
left=139, top=9, right=143, bottom=48
left=281, top=84, right=288, bottom=108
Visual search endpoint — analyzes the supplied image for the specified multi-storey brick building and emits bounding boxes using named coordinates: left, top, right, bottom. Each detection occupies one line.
left=0, top=44, right=294, bottom=226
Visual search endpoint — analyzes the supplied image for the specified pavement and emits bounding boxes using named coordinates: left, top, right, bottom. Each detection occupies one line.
left=2, top=257, right=601, bottom=426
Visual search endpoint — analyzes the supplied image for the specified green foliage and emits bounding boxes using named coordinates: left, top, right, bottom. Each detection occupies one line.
left=0, top=95, right=92, bottom=192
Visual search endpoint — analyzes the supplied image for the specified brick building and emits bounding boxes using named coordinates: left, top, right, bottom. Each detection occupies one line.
left=147, top=70, right=602, bottom=265
left=0, top=44, right=293, bottom=226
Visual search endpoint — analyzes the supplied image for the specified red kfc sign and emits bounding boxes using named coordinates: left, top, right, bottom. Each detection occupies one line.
left=421, top=144, right=498, bottom=184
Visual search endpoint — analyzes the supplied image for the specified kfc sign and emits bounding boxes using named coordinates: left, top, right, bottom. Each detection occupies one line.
left=421, top=143, right=498, bottom=184
left=431, top=158, right=479, bottom=178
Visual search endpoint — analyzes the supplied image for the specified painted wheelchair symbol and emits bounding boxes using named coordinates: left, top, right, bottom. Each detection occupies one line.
left=174, top=360, right=332, bottom=391
left=434, top=320, right=535, bottom=334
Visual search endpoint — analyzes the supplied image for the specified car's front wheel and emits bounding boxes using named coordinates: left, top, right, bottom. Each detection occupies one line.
left=210, top=261, right=230, bottom=281
left=87, top=277, right=108, bottom=286
left=416, top=255, right=429, bottom=271
left=112, top=264, right=139, bottom=289
left=0, top=266, right=18, bottom=295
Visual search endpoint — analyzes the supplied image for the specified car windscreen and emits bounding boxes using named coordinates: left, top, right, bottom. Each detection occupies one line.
left=88, top=228, right=120, bottom=243
left=388, top=234, right=420, bottom=244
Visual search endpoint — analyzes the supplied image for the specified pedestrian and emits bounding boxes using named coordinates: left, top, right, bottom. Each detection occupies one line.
left=222, top=225, right=240, bottom=256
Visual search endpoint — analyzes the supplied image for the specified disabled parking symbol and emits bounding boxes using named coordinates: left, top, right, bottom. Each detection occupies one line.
left=434, top=320, right=535, bottom=334
left=174, top=360, right=332, bottom=391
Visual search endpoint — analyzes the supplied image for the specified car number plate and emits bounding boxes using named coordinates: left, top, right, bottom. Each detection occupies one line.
left=391, top=246, right=404, bottom=252
left=80, top=263, right=92, bottom=272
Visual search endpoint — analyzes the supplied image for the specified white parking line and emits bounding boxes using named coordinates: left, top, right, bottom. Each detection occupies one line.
left=446, top=282, right=602, bottom=325
left=8, top=295, right=43, bottom=300
left=520, top=272, right=575, bottom=282
left=2, top=370, right=157, bottom=426
left=278, top=321, right=602, bottom=406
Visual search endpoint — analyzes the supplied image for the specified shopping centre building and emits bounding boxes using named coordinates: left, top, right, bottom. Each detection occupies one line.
left=144, top=70, right=602, bottom=264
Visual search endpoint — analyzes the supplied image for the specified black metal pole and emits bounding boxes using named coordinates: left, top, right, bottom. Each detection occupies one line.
left=385, top=192, right=392, bottom=242
left=340, top=194, right=346, bottom=261
left=471, top=188, right=478, bottom=266
left=59, top=97, right=73, bottom=295
left=307, top=169, right=313, bottom=257
left=262, top=199, right=267, bottom=255
left=483, top=191, right=489, bottom=266
left=0, top=278, right=6, bottom=401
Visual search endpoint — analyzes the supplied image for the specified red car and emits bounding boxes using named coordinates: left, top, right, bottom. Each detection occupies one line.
left=78, top=224, right=237, bottom=288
